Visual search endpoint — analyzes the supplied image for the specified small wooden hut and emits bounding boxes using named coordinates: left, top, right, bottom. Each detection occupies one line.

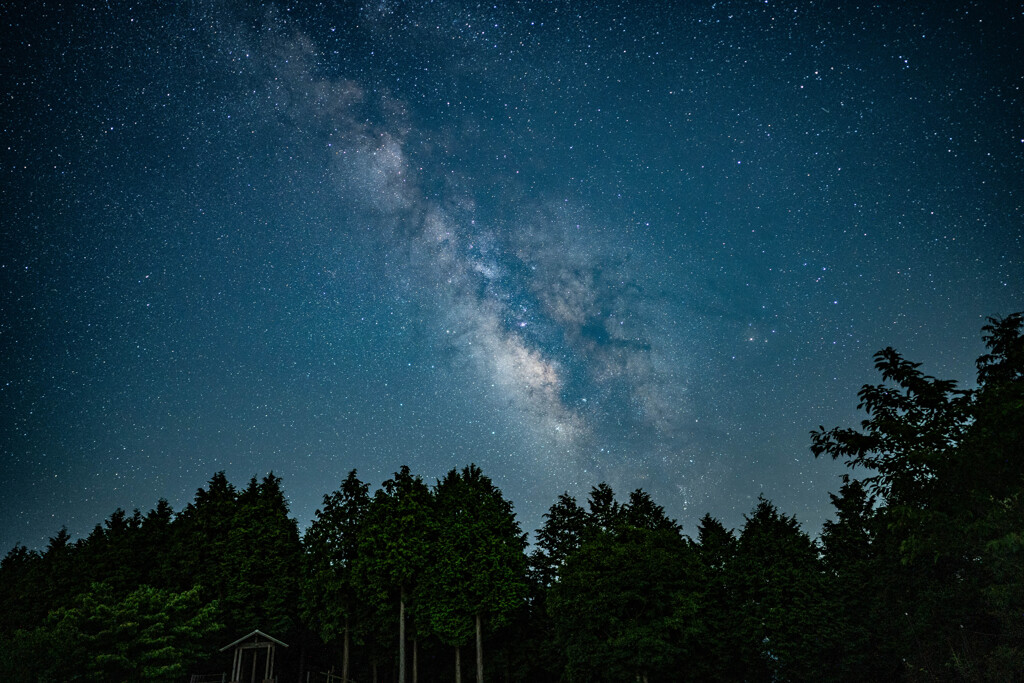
left=220, top=629, right=288, bottom=683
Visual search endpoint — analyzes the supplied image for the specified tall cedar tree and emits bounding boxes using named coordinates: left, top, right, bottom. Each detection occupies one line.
left=728, top=497, right=829, bottom=681
left=531, top=492, right=589, bottom=588
left=0, top=544, right=46, bottom=637
left=546, top=484, right=693, bottom=682
left=689, top=514, right=741, bottom=682
left=818, top=477, right=900, bottom=680
left=525, top=492, right=589, bottom=680
left=302, top=469, right=371, bottom=683
left=425, top=464, right=528, bottom=683
left=173, top=472, right=239, bottom=607
left=224, top=473, right=302, bottom=638
left=354, top=466, right=432, bottom=683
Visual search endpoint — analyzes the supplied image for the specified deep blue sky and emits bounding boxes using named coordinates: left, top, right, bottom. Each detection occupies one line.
left=2, top=1, right=1021, bottom=551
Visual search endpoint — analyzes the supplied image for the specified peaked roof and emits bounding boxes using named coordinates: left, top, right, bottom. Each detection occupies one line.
left=220, top=629, right=289, bottom=652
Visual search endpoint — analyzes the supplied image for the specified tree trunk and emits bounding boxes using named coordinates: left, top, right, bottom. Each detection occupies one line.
left=413, top=636, right=418, bottom=683
left=372, top=659, right=378, bottom=683
left=399, top=586, right=407, bottom=683
left=476, top=613, right=484, bottom=683
left=455, top=646, right=461, bottom=683
left=343, top=617, right=350, bottom=683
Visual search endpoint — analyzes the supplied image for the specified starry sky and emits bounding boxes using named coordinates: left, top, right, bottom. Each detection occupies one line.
left=2, top=1, right=1022, bottom=552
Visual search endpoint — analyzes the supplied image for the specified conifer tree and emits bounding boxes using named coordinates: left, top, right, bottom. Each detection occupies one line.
left=425, top=465, right=527, bottom=683
left=225, top=473, right=302, bottom=638
left=354, top=466, right=432, bottom=683
left=548, top=523, right=691, bottom=682
left=728, top=497, right=828, bottom=681
left=689, top=514, right=739, bottom=681
left=302, top=469, right=371, bottom=682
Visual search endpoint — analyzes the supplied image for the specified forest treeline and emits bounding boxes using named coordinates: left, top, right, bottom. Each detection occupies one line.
left=0, top=314, right=1021, bottom=682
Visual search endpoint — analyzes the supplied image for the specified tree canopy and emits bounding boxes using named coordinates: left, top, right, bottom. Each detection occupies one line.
left=1, top=313, right=1020, bottom=681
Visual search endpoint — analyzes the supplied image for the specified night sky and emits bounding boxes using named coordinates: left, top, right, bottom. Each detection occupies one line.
left=2, top=1, right=1021, bottom=552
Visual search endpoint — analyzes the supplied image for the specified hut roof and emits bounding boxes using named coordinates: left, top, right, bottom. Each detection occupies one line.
left=219, top=629, right=289, bottom=652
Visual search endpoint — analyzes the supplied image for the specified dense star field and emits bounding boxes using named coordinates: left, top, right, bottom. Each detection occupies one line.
left=1, top=1, right=1021, bottom=551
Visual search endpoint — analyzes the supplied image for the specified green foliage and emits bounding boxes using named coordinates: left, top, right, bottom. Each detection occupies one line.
left=0, top=544, right=45, bottom=636
left=814, top=313, right=1024, bottom=679
left=688, top=514, right=739, bottom=681
left=223, top=473, right=302, bottom=637
left=622, top=489, right=683, bottom=534
left=173, top=472, right=302, bottom=640
left=75, top=508, right=147, bottom=596
left=302, top=469, right=371, bottom=646
left=2, top=314, right=1019, bottom=683
left=729, top=497, right=829, bottom=681
left=586, top=482, right=620, bottom=532
left=355, top=465, right=433, bottom=609
left=353, top=466, right=433, bottom=682
left=172, top=471, right=239, bottom=601
left=424, top=464, right=528, bottom=647
left=542, top=483, right=698, bottom=683
left=0, top=583, right=222, bottom=682
left=531, top=491, right=589, bottom=589
left=548, top=525, right=693, bottom=682
left=816, top=477, right=899, bottom=680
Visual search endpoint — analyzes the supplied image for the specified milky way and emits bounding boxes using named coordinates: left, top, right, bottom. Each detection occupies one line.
left=2, top=1, right=1021, bottom=550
